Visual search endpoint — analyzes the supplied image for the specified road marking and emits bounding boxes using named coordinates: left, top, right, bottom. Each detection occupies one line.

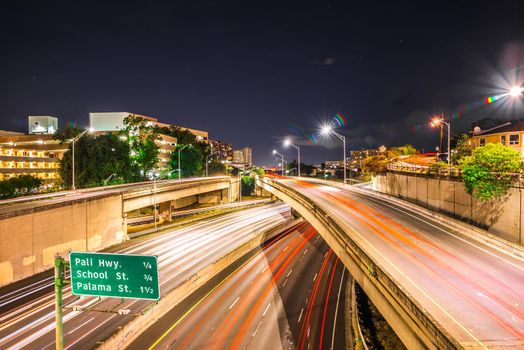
left=331, top=269, right=345, bottom=350
left=282, top=278, right=288, bottom=288
left=67, top=317, right=95, bottom=335
left=313, top=273, right=318, bottom=282
left=284, top=246, right=289, bottom=251
left=263, top=303, right=271, bottom=316
left=229, top=297, right=240, bottom=310
left=252, top=320, right=263, bottom=337
left=287, top=269, right=293, bottom=278
left=261, top=265, right=268, bottom=274
left=303, top=248, right=308, bottom=255
left=298, top=308, right=304, bottom=323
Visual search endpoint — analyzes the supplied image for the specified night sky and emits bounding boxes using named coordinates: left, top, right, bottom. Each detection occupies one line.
left=1, top=1, right=523, bottom=165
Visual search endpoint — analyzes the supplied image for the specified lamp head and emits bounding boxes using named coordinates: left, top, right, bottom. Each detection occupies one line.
left=509, top=86, right=523, bottom=97
left=321, top=124, right=333, bottom=135
left=273, top=149, right=277, bottom=154
left=88, top=127, right=95, bottom=133
left=283, top=139, right=291, bottom=147
left=430, top=117, right=442, bottom=127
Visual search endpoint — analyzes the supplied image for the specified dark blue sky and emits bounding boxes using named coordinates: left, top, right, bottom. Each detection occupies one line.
left=1, top=0, right=523, bottom=165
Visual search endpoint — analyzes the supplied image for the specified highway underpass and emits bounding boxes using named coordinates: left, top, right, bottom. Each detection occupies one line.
left=257, top=176, right=524, bottom=350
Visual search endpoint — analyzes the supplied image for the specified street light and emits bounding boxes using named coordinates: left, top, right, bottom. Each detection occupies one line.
left=177, top=144, right=191, bottom=180
left=273, top=150, right=284, bottom=175
left=320, top=124, right=348, bottom=184
left=509, top=86, right=523, bottom=98
left=283, top=138, right=301, bottom=177
left=71, top=127, right=94, bottom=190
left=431, top=116, right=451, bottom=166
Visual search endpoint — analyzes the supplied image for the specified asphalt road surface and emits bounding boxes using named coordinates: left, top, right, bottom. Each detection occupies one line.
left=277, top=177, right=524, bottom=350
left=0, top=202, right=290, bottom=349
left=130, top=222, right=348, bottom=350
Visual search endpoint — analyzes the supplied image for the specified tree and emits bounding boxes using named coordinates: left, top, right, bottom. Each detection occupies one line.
left=59, top=133, right=140, bottom=188
left=241, top=175, right=254, bottom=195
left=53, top=125, right=85, bottom=144
left=392, top=144, right=418, bottom=156
left=170, top=145, right=204, bottom=178
left=0, top=175, right=43, bottom=199
left=361, top=149, right=400, bottom=175
left=460, top=143, right=523, bottom=201
left=122, top=114, right=160, bottom=176
left=451, top=133, right=472, bottom=164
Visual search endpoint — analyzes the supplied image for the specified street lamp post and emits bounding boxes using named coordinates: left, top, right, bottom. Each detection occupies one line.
left=284, top=138, right=301, bottom=177
left=321, top=125, right=347, bottom=184
left=177, top=144, right=191, bottom=180
left=153, top=169, right=177, bottom=229
left=71, top=128, right=94, bottom=190
left=431, top=116, right=451, bottom=166
left=273, top=150, right=284, bottom=175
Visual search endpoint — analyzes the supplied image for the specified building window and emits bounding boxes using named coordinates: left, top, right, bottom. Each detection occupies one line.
left=509, top=134, right=519, bottom=145
left=501, top=135, right=506, bottom=145
left=479, top=138, right=485, bottom=146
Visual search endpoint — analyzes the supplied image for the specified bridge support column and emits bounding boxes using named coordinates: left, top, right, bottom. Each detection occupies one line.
left=158, top=201, right=172, bottom=222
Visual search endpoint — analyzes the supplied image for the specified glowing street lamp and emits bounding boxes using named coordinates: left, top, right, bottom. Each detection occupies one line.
left=273, top=150, right=284, bottom=175
left=71, top=127, right=95, bottom=190
left=320, top=124, right=347, bottom=183
left=283, top=138, right=301, bottom=177
left=509, top=86, right=523, bottom=98
left=430, top=116, right=451, bottom=166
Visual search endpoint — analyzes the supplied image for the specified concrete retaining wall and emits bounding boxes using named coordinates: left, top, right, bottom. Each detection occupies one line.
left=0, top=194, right=125, bottom=286
left=373, top=173, right=523, bottom=245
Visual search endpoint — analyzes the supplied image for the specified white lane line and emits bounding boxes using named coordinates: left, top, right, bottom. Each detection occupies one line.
left=331, top=269, right=345, bottom=350
left=261, top=265, right=269, bottom=274
left=252, top=320, right=263, bottom=337
left=65, top=314, right=117, bottom=350
left=303, top=248, right=308, bottom=255
left=298, top=308, right=304, bottom=323
left=282, top=278, right=288, bottom=288
left=229, top=297, right=240, bottom=310
left=327, top=207, right=489, bottom=349
left=284, top=246, right=289, bottom=251
left=67, top=317, right=95, bottom=335
left=324, top=251, right=328, bottom=257
left=263, top=303, right=271, bottom=316
left=313, top=273, right=318, bottom=282
left=287, top=269, right=293, bottom=278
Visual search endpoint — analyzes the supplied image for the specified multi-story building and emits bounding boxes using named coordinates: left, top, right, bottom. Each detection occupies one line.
left=350, top=148, right=382, bottom=172
left=233, top=147, right=252, bottom=167
left=0, top=125, right=67, bottom=182
left=89, top=112, right=209, bottom=143
left=324, top=160, right=346, bottom=169
left=468, top=120, right=524, bottom=157
left=209, top=140, right=233, bottom=161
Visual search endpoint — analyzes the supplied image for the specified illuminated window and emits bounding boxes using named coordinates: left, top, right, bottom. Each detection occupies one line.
left=509, top=134, right=519, bottom=145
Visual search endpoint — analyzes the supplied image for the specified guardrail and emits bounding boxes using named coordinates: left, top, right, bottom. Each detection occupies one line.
left=259, top=176, right=460, bottom=349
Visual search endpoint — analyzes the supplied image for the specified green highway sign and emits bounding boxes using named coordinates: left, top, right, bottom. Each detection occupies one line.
left=70, top=252, right=160, bottom=300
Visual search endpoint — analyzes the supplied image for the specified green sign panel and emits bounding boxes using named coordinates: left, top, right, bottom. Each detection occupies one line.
left=70, top=252, right=160, bottom=300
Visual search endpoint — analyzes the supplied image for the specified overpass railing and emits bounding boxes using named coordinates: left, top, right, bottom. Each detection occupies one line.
left=259, top=176, right=460, bottom=350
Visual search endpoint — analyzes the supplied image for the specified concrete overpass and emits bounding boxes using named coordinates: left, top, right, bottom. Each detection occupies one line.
left=256, top=176, right=524, bottom=350
left=0, top=176, right=239, bottom=286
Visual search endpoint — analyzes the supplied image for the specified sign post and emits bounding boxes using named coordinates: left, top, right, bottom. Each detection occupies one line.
left=54, top=256, right=68, bottom=350
left=69, top=252, right=160, bottom=300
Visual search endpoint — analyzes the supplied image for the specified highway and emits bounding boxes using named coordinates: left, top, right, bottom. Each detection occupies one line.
left=275, top=177, right=524, bottom=349
left=0, top=202, right=289, bottom=350
left=130, top=222, right=348, bottom=350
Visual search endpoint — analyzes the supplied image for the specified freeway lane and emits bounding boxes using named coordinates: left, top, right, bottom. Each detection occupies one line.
left=277, top=178, right=524, bottom=349
left=130, top=222, right=348, bottom=350
left=0, top=202, right=290, bottom=349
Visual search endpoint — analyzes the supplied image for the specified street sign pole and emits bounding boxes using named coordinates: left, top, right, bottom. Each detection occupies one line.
left=55, top=256, right=66, bottom=350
